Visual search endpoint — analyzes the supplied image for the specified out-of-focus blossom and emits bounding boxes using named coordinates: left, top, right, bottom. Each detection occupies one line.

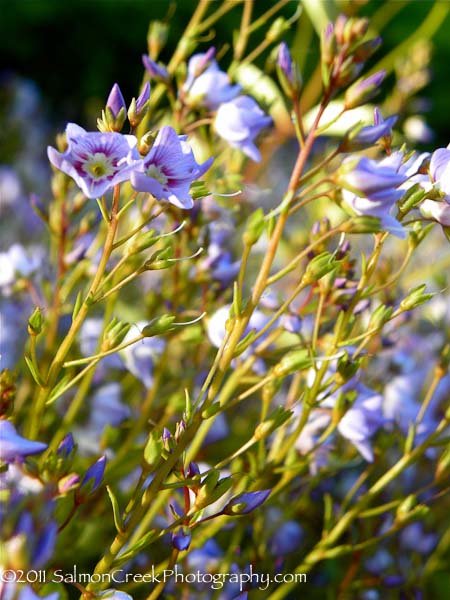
left=400, top=523, right=437, bottom=554
left=89, top=383, right=131, bottom=430
left=0, top=244, right=44, bottom=293
left=130, top=126, right=213, bottom=209
left=270, top=520, right=304, bottom=555
left=339, top=155, right=409, bottom=236
left=98, top=591, right=133, bottom=600
left=403, top=115, right=434, bottom=143
left=182, top=50, right=241, bottom=110
left=0, top=421, right=47, bottom=464
left=47, top=124, right=139, bottom=199
left=0, top=584, right=59, bottom=600
left=120, top=323, right=166, bottom=389
left=142, top=55, right=169, bottom=80
left=214, top=96, right=272, bottom=162
left=337, top=385, right=384, bottom=462
left=14, top=510, right=58, bottom=568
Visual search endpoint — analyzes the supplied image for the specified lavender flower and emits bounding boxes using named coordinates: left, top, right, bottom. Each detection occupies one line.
left=1, top=584, right=59, bottom=600
left=106, top=83, right=126, bottom=118
left=353, top=108, right=397, bottom=145
left=337, top=385, right=384, bottom=462
left=47, top=123, right=139, bottom=199
left=222, top=489, right=271, bottom=515
left=130, top=126, right=213, bottom=209
left=98, top=591, right=133, bottom=600
left=214, top=96, right=272, bottom=162
left=420, top=199, right=450, bottom=225
left=142, top=54, right=169, bottom=80
left=339, top=155, right=408, bottom=236
left=120, top=323, right=166, bottom=388
left=182, top=51, right=241, bottom=110
left=0, top=421, right=47, bottom=464
left=0, top=244, right=43, bottom=293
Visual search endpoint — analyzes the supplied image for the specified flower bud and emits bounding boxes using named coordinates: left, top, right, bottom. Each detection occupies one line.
left=58, top=472, right=80, bottom=495
left=321, top=23, right=336, bottom=67
left=172, top=526, right=191, bottom=551
left=138, top=130, right=158, bottom=156
left=399, top=284, right=435, bottom=312
left=272, top=349, right=312, bottom=377
left=344, top=71, right=386, bottom=110
left=301, top=252, right=337, bottom=285
left=368, top=304, right=393, bottom=330
left=28, top=307, right=43, bottom=336
left=352, top=37, right=382, bottom=63
left=98, top=84, right=127, bottom=133
left=128, top=82, right=151, bottom=129
left=141, top=314, right=176, bottom=337
left=222, top=489, right=271, bottom=515
left=76, top=456, right=106, bottom=502
left=147, top=20, right=169, bottom=59
left=266, top=17, right=289, bottom=43
left=243, top=208, right=266, bottom=246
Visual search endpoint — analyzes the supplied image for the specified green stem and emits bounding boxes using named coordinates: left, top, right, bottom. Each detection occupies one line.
left=28, top=185, right=121, bottom=438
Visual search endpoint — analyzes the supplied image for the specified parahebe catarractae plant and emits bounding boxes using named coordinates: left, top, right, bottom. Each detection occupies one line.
left=1, top=2, right=450, bottom=599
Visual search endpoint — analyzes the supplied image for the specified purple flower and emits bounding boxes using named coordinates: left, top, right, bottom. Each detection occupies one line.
left=353, top=108, right=397, bottom=145
left=420, top=199, right=450, bottom=225
left=172, top=526, right=192, bottom=551
left=223, top=489, right=271, bottom=515
left=214, top=96, right=272, bottom=162
left=47, top=123, right=139, bottom=199
left=0, top=421, right=47, bottom=464
left=270, top=521, right=304, bottom=555
left=89, top=383, right=131, bottom=430
left=339, top=155, right=408, bottom=236
left=429, top=146, right=450, bottom=200
left=337, top=385, right=384, bottom=462
left=1, top=585, right=59, bottom=600
left=77, top=455, right=106, bottom=498
left=183, top=51, right=241, bottom=110
left=120, top=323, right=165, bottom=388
left=142, top=55, right=169, bottom=80
left=130, top=126, right=213, bottom=209
left=106, top=83, right=126, bottom=118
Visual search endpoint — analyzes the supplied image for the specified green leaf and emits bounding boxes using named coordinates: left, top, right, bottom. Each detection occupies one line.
left=24, top=355, right=45, bottom=387
left=106, top=485, right=124, bottom=533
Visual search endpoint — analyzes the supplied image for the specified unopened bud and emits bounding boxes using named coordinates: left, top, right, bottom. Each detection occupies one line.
left=344, top=71, right=386, bottom=110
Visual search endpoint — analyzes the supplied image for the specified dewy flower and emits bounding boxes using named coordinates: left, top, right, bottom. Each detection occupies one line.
left=47, top=123, right=139, bottom=199
left=182, top=49, right=241, bottom=110
left=0, top=420, right=47, bottom=464
left=130, top=126, right=213, bottom=209
left=214, top=96, right=272, bottom=162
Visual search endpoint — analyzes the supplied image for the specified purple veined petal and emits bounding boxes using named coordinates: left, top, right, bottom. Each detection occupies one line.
left=130, top=171, right=167, bottom=198
left=66, top=122, right=87, bottom=141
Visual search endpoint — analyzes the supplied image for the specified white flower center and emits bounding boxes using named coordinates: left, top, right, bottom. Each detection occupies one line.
left=146, top=163, right=168, bottom=185
left=83, top=153, right=114, bottom=179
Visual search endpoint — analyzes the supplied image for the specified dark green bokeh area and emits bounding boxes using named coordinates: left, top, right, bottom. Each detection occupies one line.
left=2, top=0, right=450, bottom=144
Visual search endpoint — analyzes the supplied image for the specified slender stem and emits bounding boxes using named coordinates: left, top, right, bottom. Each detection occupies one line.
left=234, top=0, right=254, bottom=61
left=28, top=186, right=121, bottom=438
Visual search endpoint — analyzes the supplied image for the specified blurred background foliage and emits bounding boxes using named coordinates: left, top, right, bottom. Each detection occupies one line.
left=2, top=0, right=450, bottom=145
